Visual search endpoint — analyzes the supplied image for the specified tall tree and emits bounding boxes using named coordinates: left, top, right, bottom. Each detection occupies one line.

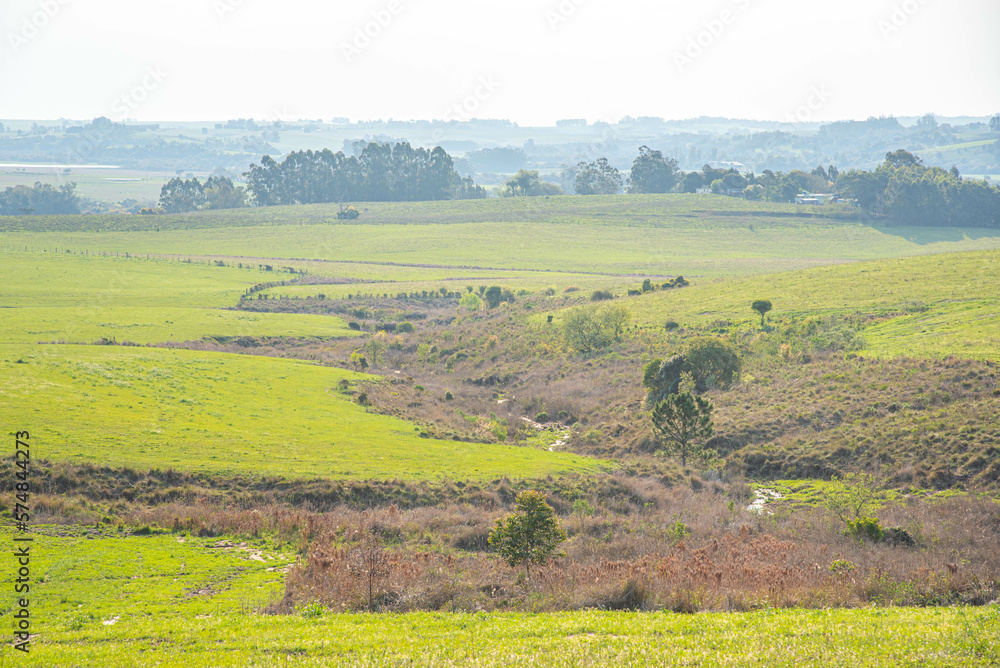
left=651, top=392, right=714, bottom=467
left=575, top=158, right=623, bottom=195
left=627, top=146, right=680, bottom=194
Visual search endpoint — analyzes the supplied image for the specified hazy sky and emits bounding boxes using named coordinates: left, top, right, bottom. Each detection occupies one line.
left=2, top=0, right=998, bottom=125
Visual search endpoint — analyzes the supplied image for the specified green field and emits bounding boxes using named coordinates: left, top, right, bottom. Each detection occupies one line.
left=608, top=249, right=1000, bottom=360
left=4, top=530, right=997, bottom=667
left=0, top=251, right=356, bottom=344
left=0, top=345, right=599, bottom=480
left=5, top=195, right=1000, bottom=278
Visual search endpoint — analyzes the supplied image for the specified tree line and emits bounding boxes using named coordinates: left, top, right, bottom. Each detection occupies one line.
left=836, top=150, right=1000, bottom=227
left=242, top=142, right=486, bottom=206
left=0, top=182, right=80, bottom=215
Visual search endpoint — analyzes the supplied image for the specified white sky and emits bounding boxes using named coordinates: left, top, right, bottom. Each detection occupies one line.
left=1, top=0, right=998, bottom=125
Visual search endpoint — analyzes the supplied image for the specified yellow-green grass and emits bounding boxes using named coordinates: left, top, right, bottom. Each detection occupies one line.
left=0, top=306, right=357, bottom=345
left=5, top=532, right=998, bottom=667
left=0, top=251, right=357, bottom=344
left=605, top=249, right=999, bottom=360
left=4, top=195, right=1000, bottom=278
left=0, top=250, right=266, bottom=308
left=863, top=300, right=1000, bottom=360
left=0, top=345, right=602, bottom=480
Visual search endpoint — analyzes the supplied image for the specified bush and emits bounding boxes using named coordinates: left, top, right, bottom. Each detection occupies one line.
left=396, top=322, right=415, bottom=333
left=664, top=320, right=679, bottom=331
left=348, top=322, right=361, bottom=331
left=843, top=516, right=884, bottom=543
left=535, top=412, right=549, bottom=423
left=591, top=289, right=614, bottom=301
left=488, top=491, right=567, bottom=575
left=444, top=391, right=454, bottom=401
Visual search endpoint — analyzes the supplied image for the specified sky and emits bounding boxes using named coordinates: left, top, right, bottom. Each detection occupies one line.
left=1, top=0, right=998, bottom=125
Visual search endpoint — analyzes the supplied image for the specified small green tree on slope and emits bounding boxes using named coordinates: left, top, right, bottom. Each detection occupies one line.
left=751, top=299, right=772, bottom=327
left=488, top=490, right=567, bottom=576
left=651, top=392, right=714, bottom=467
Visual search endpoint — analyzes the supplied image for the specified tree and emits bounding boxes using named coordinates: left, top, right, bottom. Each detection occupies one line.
left=627, top=146, right=680, bottom=194
left=488, top=490, right=567, bottom=576
left=990, top=115, right=1000, bottom=134
left=643, top=338, right=741, bottom=405
left=505, top=169, right=541, bottom=196
left=348, top=530, right=392, bottom=611
left=575, top=158, right=623, bottom=195
left=651, top=392, right=714, bottom=467
left=563, top=305, right=631, bottom=353
left=751, top=299, right=772, bottom=327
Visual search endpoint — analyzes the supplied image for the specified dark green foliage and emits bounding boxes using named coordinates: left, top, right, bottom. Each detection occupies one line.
left=643, top=355, right=685, bottom=405
left=751, top=299, right=773, bottom=327
left=683, top=338, right=742, bottom=392
left=396, top=322, right=415, bottom=333
left=488, top=490, right=567, bottom=574
left=244, top=142, right=474, bottom=205
left=483, top=286, right=515, bottom=309
left=160, top=176, right=247, bottom=213
left=591, top=289, right=614, bottom=301
left=651, top=392, right=714, bottom=467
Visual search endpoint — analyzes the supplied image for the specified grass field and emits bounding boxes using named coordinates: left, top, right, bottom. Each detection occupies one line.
left=4, top=195, right=1000, bottom=278
left=607, top=249, right=1000, bottom=360
left=0, top=345, right=600, bottom=480
left=0, top=251, right=356, bottom=344
left=4, top=530, right=997, bottom=667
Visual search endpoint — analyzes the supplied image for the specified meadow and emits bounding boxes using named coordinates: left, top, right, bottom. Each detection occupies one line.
left=0, top=345, right=599, bottom=480
left=2, top=529, right=997, bottom=667
left=599, top=249, right=1000, bottom=360
left=4, top=195, right=1000, bottom=278
left=2, top=195, right=999, bottom=666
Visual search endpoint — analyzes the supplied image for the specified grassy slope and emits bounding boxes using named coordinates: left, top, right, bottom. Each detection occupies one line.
left=0, top=250, right=357, bottom=344
left=0, top=345, right=600, bottom=480
left=615, top=249, right=1000, bottom=360
left=4, top=195, right=999, bottom=278
left=8, top=531, right=998, bottom=668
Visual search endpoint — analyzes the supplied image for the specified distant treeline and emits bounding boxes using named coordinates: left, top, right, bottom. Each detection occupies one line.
left=158, top=176, right=248, bottom=213
left=838, top=150, right=1000, bottom=227
left=0, top=182, right=80, bottom=215
left=242, top=142, right=487, bottom=206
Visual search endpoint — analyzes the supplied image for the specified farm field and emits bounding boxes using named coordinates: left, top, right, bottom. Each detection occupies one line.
left=3, top=531, right=997, bottom=667
left=4, top=195, right=1000, bottom=278
left=0, top=345, right=599, bottom=480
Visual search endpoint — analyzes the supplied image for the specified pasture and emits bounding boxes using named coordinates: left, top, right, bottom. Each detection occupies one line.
left=5, top=530, right=998, bottom=667
left=0, top=345, right=599, bottom=480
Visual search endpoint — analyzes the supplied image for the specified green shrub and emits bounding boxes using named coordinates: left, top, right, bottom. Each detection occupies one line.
left=591, top=289, right=614, bottom=301
left=396, top=322, right=415, bottom=333
left=444, top=390, right=454, bottom=401
left=844, top=516, right=884, bottom=542
left=535, top=412, right=549, bottom=423
left=664, top=320, right=679, bottom=331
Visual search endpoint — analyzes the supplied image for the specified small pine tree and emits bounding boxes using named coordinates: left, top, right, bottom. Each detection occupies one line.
left=651, top=392, right=714, bottom=467
left=488, top=491, right=567, bottom=576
